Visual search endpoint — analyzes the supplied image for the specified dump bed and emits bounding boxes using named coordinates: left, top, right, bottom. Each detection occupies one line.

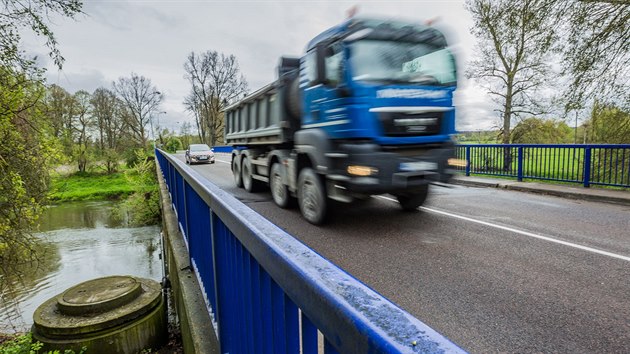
left=224, top=58, right=301, bottom=146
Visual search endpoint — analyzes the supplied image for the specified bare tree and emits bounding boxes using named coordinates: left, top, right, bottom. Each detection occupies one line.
left=113, top=73, right=162, bottom=147
left=73, top=90, right=93, bottom=172
left=91, top=88, right=128, bottom=172
left=466, top=0, right=558, bottom=144
left=91, top=88, right=126, bottom=149
left=44, top=84, right=70, bottom=138
left=183, top=51, right=247, bottom=146
left=179, top=121, right=193, bottom=148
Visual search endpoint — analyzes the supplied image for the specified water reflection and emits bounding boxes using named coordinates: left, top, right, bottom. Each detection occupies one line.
left=0, top=201, right=162, bottom=333
left=37, top=201, right=125, bottom=231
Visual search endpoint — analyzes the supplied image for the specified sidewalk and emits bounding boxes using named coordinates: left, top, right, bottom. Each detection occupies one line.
left=451, top=175, right=630, bottom=206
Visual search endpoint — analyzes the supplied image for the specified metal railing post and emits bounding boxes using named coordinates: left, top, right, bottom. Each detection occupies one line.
left=465, top=145, right=471, bottom=176
left=584, top=146, right=592, bottom=188
left=517, top=146, right=524, bottom=181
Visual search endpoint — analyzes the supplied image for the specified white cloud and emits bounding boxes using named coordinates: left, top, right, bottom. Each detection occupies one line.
left=28, top=0, right=495, bottom=133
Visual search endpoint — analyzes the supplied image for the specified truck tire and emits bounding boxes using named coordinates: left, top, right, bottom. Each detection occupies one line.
left=270, top=163, right=292, bottom=208
left=232, top=155, right=243, bottom=188
left=298, top=167, right=328, bottom=225
left=242, top=156, right=262, bottom=192
left=396, top=184, right=429, bottom=211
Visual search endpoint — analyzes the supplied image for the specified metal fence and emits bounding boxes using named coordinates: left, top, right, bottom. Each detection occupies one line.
left=155, top=149, right=464, bottom=354
left=455, top=144, right=630, bottom=188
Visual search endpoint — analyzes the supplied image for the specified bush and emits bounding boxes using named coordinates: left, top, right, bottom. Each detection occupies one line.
left=113, top=149, right=161, bottom=226
left=164, top=137, right=182, bottom=153
left=0, top=333, right=85, bottom=354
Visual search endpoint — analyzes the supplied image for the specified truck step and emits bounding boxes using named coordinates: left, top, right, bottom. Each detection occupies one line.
left=325, top=152, right=349, bottom=158
left=252, top=175, right=269, bottom=183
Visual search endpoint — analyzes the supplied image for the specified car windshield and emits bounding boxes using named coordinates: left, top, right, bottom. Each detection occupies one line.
left=190, top=144, right=211, bottom=152
left=349, top=39, right=456, bottom=86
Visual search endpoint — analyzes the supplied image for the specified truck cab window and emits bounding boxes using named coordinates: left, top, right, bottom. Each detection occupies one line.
left=304, top=51, right=317, bottom=85
left=325, top=44, right=343, bottom=86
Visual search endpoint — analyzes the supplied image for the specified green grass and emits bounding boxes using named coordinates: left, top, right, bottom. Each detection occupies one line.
left=49, top=171, right=137, bottom=202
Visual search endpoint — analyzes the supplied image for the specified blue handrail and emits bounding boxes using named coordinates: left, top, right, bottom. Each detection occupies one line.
left=156, top=149, right=465, bottom=354
left=454, top=144, right=630, bottom=188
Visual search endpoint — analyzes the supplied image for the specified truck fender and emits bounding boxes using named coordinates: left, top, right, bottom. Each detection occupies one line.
left=268, top=150, right=291, bottom=186
left=294, top=129, right=332, bottom=174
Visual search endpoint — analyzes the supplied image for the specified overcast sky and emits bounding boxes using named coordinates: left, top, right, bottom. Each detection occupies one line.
left=24, top=0, right=495, bottom=133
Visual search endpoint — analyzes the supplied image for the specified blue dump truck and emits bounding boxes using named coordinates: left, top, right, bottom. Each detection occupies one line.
left=225, top=17, right=463, bottom=224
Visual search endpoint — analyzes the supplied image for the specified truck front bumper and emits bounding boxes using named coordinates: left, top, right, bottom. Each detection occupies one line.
left=325, top=143, right=456, bottom=196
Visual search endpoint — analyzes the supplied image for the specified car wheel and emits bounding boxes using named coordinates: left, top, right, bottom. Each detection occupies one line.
left=396, top=184, right=429, bottom=211
left=232, top=155, right=243, bottom=188
left=270, top=162, right=292, bottom=208
left=185, top=156, right=189, bottom=164
left=298, top=167, right=328, bottom=225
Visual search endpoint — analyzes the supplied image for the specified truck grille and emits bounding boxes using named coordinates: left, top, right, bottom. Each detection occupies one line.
left=378, top=112, right=442, bottom=137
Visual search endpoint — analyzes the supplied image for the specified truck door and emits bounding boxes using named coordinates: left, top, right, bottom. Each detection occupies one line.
left=302, top=42, right=348, bottom=137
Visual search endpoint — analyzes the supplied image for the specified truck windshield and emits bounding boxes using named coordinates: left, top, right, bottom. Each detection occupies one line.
left=349, top=40, right=456, bottom=86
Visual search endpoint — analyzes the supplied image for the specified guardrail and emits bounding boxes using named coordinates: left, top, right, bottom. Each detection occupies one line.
left=155, top=149, right=464, bottom=354
left=455, top=144, right=630, bottom=188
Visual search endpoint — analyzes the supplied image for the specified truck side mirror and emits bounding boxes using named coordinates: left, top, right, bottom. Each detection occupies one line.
left=314, top=43, right=327, bottom=85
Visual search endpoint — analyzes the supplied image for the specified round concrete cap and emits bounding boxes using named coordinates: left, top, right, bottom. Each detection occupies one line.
left=57, top=276, right=143, bottom=316
left=33, top=276, right=162, bottom=338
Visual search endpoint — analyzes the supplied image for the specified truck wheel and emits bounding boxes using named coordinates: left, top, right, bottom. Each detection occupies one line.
left=232, top=155, right=243, bottom=188
left=396, top=184, right=429, bottom=211
left=242, top=156, right=261, bottom=192
left=270, top=163, right=292, bottom=208
left=298, top=168, right=328, bottom=225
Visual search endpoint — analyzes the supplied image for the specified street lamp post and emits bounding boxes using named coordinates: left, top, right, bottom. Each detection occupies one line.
left=156, top=111, right=166, bottom=145
left=151, top=91, right=163, bottom=149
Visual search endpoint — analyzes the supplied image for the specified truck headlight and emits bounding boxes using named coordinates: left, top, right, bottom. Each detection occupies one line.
left=347, top=165, right=378, bottom=176
left=447, top=158, right=467, bottom=167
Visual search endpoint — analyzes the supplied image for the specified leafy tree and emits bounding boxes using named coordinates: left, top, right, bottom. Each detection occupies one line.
left=466, top=0, right=558, bottom=144
left=0, top=0, right=82, bottom=317
left=72, top=90, right=93, bottom=172
left=510, top=117, right=572, bottom=144
left=0, top=66, right=61, bottom=320
left=183, top=51, right=247, bottom=146
left=164, top=137, right=183, bottom=153
left=91, top=87, right=128, bottom=173
left=557, top=1, right=629, bottom=112
left=0, top=0, right=82, bottom=69
left=584, top=103, right=630, bottom=144
left=113, top=73, right=162, bottom=147
left=116, top=149, right=160, bottom=226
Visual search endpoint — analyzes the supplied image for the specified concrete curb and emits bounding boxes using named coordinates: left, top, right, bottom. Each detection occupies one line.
left=451, top=176, right=630, bottom=207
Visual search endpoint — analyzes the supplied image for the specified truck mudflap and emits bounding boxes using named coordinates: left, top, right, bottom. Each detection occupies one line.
left=326, top=145, right=455, bottom=196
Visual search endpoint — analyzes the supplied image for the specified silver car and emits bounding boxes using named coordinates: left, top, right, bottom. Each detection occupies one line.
left=185, top=144, right=216, bottom=165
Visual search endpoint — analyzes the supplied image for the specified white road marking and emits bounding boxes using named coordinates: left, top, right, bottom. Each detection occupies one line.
left=216, top=159, right=230, bottom=164
left=377, top=195, right=630, bottom=263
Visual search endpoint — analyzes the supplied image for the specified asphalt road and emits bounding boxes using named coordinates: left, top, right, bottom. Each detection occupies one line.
left=179, top=153, right=630, bottom=353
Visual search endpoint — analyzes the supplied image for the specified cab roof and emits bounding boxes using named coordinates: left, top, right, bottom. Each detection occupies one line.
left=305, top=17, right=443, bottom=52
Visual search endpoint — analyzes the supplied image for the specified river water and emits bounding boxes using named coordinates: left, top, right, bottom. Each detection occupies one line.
left=0, top=201, right=162, bottom=333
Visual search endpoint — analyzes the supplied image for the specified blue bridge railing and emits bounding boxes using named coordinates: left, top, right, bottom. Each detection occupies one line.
left=455, top=144, right=630, bottom=188
left=155, top=149, right=464, bottom=354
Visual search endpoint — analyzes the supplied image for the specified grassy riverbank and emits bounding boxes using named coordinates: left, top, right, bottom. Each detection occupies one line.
left=49, top=171, right=136, bottom=202
left=48, top=155, right=161, bottom=226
